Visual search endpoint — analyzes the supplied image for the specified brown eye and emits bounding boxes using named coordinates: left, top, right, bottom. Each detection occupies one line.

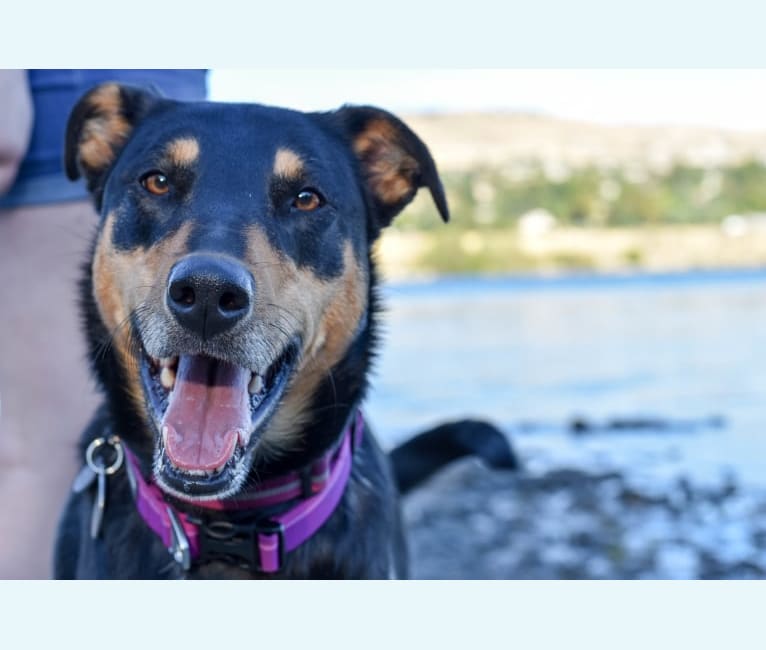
left=141, top=172, right=170, bottom=196
left=292, top=189, right=323, bottom=212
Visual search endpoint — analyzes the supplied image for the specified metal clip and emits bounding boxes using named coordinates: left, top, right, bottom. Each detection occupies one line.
left=84, top=435, right=124, bottom=539
left=123, top=453, right=138, bottom=499
left=166, top=507, right=191, bottom=571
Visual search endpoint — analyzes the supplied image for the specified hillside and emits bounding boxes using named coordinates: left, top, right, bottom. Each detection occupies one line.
left=374, top=113, right=766, bottom=277
left=403, top=112, right=766, bottom=172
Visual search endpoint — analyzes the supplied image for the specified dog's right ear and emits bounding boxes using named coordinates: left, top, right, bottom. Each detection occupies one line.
left=65, top=82, right=158, bottom=205
left=323, top=106, right=449, bottom=232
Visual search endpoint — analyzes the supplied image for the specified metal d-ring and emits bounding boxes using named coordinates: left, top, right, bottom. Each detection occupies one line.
left=85, top=435, right=124, bottom=475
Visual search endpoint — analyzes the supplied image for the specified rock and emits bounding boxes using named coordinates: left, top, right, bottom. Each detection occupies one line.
left=404, top=458, right=766, bottom=579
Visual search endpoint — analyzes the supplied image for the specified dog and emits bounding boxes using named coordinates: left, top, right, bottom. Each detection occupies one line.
left=53, top=83, right=516, bottom=579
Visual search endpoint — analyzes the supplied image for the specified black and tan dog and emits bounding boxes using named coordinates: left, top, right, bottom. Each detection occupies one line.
left=53, top=83, right=516, bottom=579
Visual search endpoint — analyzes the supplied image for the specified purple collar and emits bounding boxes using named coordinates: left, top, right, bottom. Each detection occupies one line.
left=123, top=411, right=364, bottom=573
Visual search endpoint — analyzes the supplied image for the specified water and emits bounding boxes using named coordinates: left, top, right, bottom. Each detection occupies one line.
left=364, top=270, right=766, bottom=490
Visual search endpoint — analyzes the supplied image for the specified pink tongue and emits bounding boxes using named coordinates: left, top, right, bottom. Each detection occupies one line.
left=162, top=355, right=251, bottom=472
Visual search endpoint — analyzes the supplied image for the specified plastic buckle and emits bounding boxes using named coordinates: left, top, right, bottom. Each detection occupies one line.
left=254, top=519, right=286, bottom=572
left=194, top=516, right=284, bottom=572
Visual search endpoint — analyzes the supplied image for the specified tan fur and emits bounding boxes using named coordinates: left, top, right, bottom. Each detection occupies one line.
left=79, top=84, right=132, bottom=174
left=92, top=174, right=365, bottom=454
left=272, top=147, right=304, bottom=180
left=92, top=213, right=193, bottom=414
left=244, top=227, right=366, bottom=455
left=352, top=119, right=417, bottom=206
left=166, top=137, right=200, bottom=167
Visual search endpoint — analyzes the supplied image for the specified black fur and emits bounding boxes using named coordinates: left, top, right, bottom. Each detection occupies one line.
left=54, top=84, right=514, bottom=579
left=390, top=420, right=520, bottom=494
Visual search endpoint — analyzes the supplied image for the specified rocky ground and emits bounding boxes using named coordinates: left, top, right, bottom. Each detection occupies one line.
left=405, top=458, right=766, bottom=579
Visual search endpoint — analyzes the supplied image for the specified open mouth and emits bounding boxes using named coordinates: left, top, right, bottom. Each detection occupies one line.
left=139, top=340, right=300, bottom=499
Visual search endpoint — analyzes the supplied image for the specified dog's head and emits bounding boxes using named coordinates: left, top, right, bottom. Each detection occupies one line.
left=66, top=83, right=447, bottom=501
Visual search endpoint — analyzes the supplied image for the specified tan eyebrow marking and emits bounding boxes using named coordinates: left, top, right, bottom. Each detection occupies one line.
left=273, top=147, right=304, bottom=179
left=165, top=137, right=200, bottom=167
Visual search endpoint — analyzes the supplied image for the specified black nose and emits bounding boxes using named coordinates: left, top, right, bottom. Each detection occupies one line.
left=167, top=255, right=254, bottom=340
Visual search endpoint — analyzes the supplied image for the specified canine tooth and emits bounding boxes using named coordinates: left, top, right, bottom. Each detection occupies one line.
left=249, top=373, right=264, bottom=394
left=160, top=365, right=176, bottom=390
left=238, top=429, right=252, bottom=448
left=161, top=426, right=169, bottom=446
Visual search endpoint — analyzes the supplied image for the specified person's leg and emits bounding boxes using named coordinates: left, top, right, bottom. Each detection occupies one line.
left=0, top=200, right=100, bottom=578
left=0, top=70, right=33, bottom=195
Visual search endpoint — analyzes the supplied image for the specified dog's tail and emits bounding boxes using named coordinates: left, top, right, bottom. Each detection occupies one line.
left=388, top=419, right=519, bottom=495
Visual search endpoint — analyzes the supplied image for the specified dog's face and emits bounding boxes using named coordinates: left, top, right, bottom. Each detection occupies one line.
left=66, top=83, right=447, bottom=501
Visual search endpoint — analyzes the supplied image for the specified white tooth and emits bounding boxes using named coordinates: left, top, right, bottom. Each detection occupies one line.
left=248, top=373, right=264, bottom=394
left=238, top=430, right=251, bottom=448
left=161, top=426, right=169, bottom=446
left=160, top=365, right=176, bottom=390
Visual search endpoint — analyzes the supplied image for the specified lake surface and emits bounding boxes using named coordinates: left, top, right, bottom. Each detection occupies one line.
left=364, top=270, right=766, bottom=491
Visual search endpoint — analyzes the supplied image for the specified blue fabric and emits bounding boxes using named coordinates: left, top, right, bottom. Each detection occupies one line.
left=0, top=69, right=208, bottom=209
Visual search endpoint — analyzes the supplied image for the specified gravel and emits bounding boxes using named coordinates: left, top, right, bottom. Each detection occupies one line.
left=405, top=458, right=766, bottom=579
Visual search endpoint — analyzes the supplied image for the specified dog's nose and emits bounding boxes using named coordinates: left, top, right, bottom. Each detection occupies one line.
left=166, top=255, right=254, bottom=340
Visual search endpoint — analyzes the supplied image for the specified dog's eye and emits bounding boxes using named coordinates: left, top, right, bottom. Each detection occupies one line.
left=140, top=172, right=170, bottom=196
left=292, top=189, right=324, bottom=212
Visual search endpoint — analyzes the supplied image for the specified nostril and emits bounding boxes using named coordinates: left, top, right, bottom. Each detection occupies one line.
left=167, top=255, right=254, bottom=339
left=170, top=284, right=196, bottom=307
left=219, top=289, right=248, bottom=313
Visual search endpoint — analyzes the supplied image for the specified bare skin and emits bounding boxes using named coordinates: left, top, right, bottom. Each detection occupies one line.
left=0, top=200, right=100, bottom=578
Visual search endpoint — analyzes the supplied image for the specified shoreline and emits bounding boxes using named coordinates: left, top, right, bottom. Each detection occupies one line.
left=381, top=265, right=766, bottom=290
left=376, top=224, right=766, bottom=279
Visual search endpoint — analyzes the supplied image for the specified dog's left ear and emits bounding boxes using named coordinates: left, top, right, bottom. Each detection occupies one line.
left=64, top=82, right=159, bottom=207
left=332, top=106, right=449, bottom=228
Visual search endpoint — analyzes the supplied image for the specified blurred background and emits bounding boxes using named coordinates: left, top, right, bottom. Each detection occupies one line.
left=212, top=69, right=766, bottom=578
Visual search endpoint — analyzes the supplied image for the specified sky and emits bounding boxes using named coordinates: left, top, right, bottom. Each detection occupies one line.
left=209, top=69, right=766, bottom=131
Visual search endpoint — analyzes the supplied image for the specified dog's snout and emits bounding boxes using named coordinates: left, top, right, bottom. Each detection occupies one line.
left=167, top=255, right=254, bottom=340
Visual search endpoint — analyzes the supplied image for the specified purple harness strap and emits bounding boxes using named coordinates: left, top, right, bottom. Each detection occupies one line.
left=124, top=411, right=364, bottom=573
